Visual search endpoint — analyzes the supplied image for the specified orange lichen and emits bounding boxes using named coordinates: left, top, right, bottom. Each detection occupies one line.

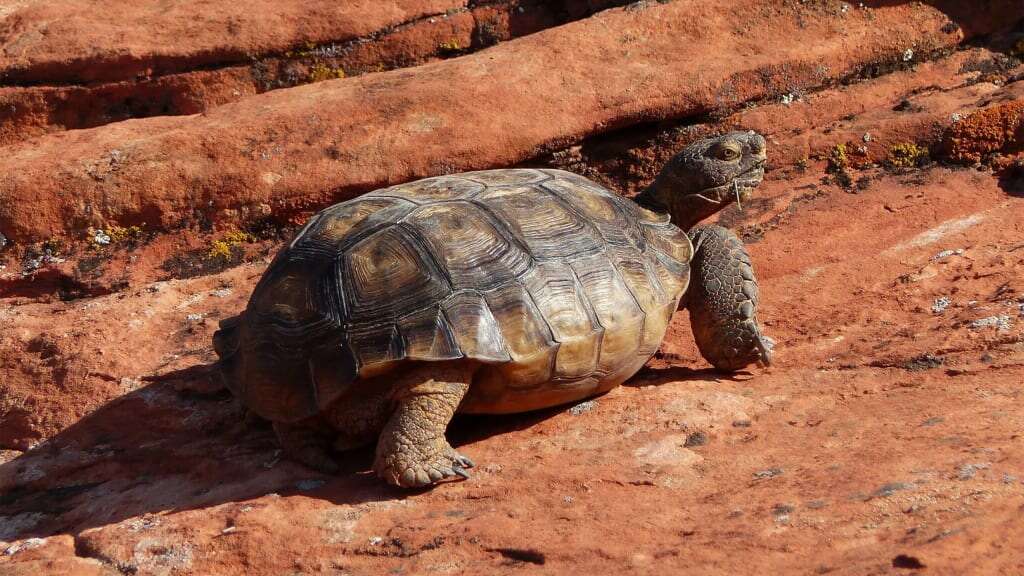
left=942, top=100, right=1024, bottom=164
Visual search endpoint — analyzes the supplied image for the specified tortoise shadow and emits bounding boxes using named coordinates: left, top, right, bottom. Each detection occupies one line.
left=448, top=406, right=565, bottom=448
left=0, top=365, right=400, bottom=542
left=449, top=362, right=735, bottom=446
left=625, top=364, right=749, bottom=386
left=0, top=360, right=729, bottom=542
left=997, top=164, right=1024, bottom=197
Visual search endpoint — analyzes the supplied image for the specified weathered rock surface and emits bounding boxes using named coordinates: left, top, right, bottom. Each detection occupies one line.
left=2, top=1, right=1024, bottom=574
left=535, top=47, right=1024, bottom=197
left=5, top=1, right=1017, bottom=244
left=0, top=0, right=632, bottom=146
left=0, top=0, right=464, bottom=85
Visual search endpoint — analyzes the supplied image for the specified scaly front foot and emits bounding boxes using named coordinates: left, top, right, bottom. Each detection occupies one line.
left=374, top=438, right=474, bottom=488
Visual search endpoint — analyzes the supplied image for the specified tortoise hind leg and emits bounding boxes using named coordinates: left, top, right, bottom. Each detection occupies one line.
left=274, top=419, right=339, bottom=474
left=374, top=364, right=476, bottom=488
left=323, top=389, right=393, bottom=453
left=685, top=225, right=774, bottom=371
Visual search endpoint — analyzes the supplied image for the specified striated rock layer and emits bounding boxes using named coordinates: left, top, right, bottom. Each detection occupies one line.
left=0, top=0, right=633, bottom=146
left=5, top=1, right=1021, bottom=244
left=1, top=1, right=1024, bottom=574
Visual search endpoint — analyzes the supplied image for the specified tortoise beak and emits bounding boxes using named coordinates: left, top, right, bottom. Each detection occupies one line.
left=727, top=161, right=766, bottom=209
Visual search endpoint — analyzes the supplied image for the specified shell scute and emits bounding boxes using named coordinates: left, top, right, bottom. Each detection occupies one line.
left=292, top=197, right=416, bottom=258
left=250, top=259, right=341, bottom=349
left=342, top=225, right=451, bottom=322
left=542, top=175, right=647, bottom=250
left=347, top=324, right=404, bottom=368
left=569, top=253, right=646, bottom=374
left=607, top=244, right=667, bottom=314
left=476, top=186, right=604, bottom=260
left=402, top=201, right=532, bottom=291
left=397, top=306, right=462, bottom=362
left=520, top=263, right=601, bottom=379
left=461, top=168, right=550, bottom=187
left=641, top=221, right=693, bottom=264
left=442, top=292, right=511, bottom=363
left=371, top=175, right=484, bottom=203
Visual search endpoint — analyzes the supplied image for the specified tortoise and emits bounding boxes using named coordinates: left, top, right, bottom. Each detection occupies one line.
left=214, top=131, right=773, bottom=488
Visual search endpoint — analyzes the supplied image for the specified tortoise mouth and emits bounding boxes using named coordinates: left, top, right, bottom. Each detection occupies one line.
left=734, top=163, right=766, bottom=198
left=693, top=162, right=766, bottom=205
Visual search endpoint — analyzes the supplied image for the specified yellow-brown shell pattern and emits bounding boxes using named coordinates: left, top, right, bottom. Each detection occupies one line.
left=238, top=169, right=693, bottom=417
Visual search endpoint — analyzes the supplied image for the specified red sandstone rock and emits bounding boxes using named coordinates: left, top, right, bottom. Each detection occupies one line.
left=0, top=0, right=465, bottom=85
left=0, top=1, right=631, bottom=147
left=540, top=48, right=1024, bottom=197
left=0, top=0, right=992, bottom=244
left=2, top=3, right=1024, bottom=575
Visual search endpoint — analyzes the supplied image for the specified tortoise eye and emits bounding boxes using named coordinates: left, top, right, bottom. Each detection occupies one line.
left=715, top=143, right=741, bottom=161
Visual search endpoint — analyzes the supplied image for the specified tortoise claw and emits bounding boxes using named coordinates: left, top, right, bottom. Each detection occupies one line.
left=756, top=335, right=776, bottom=367
left=377, top=446, right=477, bottom=488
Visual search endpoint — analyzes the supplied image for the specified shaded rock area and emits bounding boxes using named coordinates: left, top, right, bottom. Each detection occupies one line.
left=2, top=1, right=1024, bottom=574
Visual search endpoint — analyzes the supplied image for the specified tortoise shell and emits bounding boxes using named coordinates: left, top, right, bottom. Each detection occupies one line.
left=216, top=169, right=693, bottom=421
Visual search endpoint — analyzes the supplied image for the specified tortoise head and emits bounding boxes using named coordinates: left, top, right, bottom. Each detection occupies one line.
left=638, top=130, right=767, bottom=230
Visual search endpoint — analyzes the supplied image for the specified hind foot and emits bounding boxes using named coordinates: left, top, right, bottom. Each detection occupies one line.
left=274, top=421, right=339, bottom=474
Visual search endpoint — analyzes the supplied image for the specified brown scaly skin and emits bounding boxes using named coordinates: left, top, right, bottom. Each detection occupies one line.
left=636, top=130, right=767, bottom=230
left=372, top=364, right=475, bottom=487
left=224, top=131, right=772, bottom=489
left=637, top=130, right=774, bottom=369
left=275, top=363, right=476, bottom=487
left=686, top=226, right=774, bottom=370
left=273, top=419, right=340, bottom=474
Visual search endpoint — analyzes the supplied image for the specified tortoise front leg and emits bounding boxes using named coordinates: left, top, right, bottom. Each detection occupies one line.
left=374, top=364, right=476, bottom=488
left=685, top=225, right=774, bottom=371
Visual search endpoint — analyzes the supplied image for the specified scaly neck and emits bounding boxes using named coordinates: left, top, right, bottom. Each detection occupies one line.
left=634, top=175, right=722, bottom=232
